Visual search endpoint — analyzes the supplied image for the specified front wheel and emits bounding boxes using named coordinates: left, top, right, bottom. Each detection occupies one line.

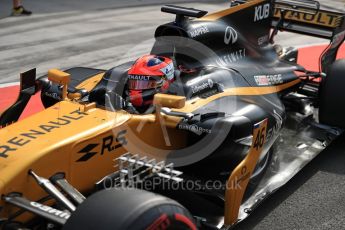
left=63, top=188, right=197, bottom=230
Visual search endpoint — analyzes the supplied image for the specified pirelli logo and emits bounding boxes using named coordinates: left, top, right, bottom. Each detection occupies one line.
left=274, top=5, right=343, bottom=28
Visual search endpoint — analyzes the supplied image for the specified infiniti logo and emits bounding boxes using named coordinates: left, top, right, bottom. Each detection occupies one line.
left=224, top=26, right=238, bottom=45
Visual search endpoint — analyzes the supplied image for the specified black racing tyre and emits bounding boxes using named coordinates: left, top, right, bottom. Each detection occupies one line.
left=63, top=189, right=197, bottom=230
left=319, top=59, right=345, bottom=128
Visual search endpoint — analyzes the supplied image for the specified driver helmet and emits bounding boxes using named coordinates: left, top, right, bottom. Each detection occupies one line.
left=127, top=54, right=175, bottom=110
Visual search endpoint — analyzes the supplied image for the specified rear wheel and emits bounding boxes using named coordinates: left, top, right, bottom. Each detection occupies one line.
left=319, top=59, right=345, bottom=128
left=63, top=189, right=197, bottom=230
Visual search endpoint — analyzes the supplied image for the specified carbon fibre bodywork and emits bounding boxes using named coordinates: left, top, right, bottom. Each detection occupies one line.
left=0, top=0, right=344, bottom=229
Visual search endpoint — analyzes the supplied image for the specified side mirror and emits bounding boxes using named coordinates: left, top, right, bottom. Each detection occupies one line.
left=153, top=93, right=186, bottom=109
left=48, top=69, right=70, bottom=100
left=153, top=94, right=192, bottom=125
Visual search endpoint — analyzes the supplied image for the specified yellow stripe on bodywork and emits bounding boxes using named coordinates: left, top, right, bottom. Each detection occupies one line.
left=175, top=79, right=301, bottom=113
left=198, top=0, right=265, bottom=21
left=224, top=118, right=268, bottom=226
left=75, top=72, right=104, bottom=91
left=68, top=72, right=104, bottom=100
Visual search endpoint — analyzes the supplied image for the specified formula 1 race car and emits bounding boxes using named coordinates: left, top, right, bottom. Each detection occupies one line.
left=0, top=0, right=344, bottom=229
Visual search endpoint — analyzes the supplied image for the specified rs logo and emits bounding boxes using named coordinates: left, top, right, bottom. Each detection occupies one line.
left=254, top=3, right=270, bottom=22
left=224, top=26, right=238, bottom=45
left=76, top=130, right=127, bottom=162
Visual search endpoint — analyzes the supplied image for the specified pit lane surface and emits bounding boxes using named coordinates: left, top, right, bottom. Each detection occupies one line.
left=0, top=0, right=341, bottom=84
left=0, top=0, right=228, bottom=84
left=1, top=1, right=345, bottom=229
left=234, top=135, right=345, bottom=230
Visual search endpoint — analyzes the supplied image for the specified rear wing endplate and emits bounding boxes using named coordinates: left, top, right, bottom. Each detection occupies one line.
left=320, top=21, right=345, bottom=72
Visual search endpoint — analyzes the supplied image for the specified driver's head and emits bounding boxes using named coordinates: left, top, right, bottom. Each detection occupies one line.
left=127, top=55, right=174, bottom=110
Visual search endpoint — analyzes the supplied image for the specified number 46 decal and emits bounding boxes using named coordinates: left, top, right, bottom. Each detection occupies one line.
left=224, top=118, right=268, bottom=226
left=253, top=119, right=267, bottom=150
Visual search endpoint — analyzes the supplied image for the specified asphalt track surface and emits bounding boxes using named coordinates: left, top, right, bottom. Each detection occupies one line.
left=1, top=1, right=345, bottom=230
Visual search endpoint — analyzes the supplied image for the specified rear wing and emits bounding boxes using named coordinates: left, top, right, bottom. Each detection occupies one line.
left=271, top=0, right=344, bottom=39
left=270, top=0, right=345, bottom=72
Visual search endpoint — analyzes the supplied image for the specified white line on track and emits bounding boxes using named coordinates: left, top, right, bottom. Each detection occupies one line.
left=0, top=82, right=19, bottom=88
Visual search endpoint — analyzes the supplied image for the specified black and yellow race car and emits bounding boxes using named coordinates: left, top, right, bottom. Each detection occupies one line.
left=0, top=0, right=344, bottom=229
